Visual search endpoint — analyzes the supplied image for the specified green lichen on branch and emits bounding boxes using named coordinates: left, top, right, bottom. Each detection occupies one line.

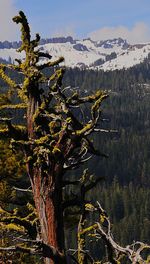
left=0, top=103, right=27, bottom=110
left=0, top=66, right=19, bottom=90
left=12, top=11, right=31, bottom=53
left=0, top=10, right=110, bottom=263
left=0, top=203, right=38, bottom=239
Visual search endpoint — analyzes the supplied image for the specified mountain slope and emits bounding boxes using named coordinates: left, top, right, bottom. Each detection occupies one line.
left=0, top=37, right=150, bottom=71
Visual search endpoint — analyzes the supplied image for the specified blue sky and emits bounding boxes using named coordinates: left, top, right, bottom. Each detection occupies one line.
left=0, top=0, right=150, bottom=43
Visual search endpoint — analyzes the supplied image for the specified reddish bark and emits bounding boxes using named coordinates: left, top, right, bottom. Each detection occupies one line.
left=26, top=96, right=66, bottom=263
left=27, top=94, right=40, bottom=138
left=28, top=165, right=65, bottom=264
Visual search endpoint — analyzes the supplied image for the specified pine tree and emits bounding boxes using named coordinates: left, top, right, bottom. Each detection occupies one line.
left=0, top=11, right=108, bottom=264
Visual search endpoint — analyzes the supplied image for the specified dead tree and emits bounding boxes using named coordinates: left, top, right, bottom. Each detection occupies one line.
left=76, top=200, right=150, bottom=264
left=0, top=11, right=109, bottom=264
left=63, top=170, right=150, bottom=264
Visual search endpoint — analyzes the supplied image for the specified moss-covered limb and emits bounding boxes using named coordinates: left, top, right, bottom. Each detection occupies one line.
left=76, top=173, right=112, bottom=263
left=13, top=125, right=27, bottom=133
left=0, top=215, right=33, bottom=229
left=0, top=222, right=25, bottom=233
left=0, top=213, right=37, bottom=239
left=73, top=122, right=93, bottom=136
left=33, top=135, right=51, bottom=146
left=44, top=69, right=85, bottom=136
left=51, top=67, right=66, bottom=87
left=0, top=126, right=27, bottom=144
left=80, top=223, right=98, bottom=236
left=72, top=92, right=108, bottom=137
left=0, top=206, right=11, bottom=216
left=2, top=122, right=27, bottom=141
left=0, top=202, right=28, bottom=228
left=12, top=11, right=31, bottom=53
left=0, top=245, right=39, bottom=255
left=0, top=63, right=22, bottom=73
left=34, top=104, right=72, bottom=154
left=77, top=201, right=114, bottom=263
left=76, top=169, right=91, bottom=264
left=50, top=69, right=74, bottom=110
left=82, top=202, right=150, bottom=263
left=38, top=56, right=64, bottom=70
left=77, top=215, right=86, bottom=264
left=32, top=100, right=56, bottom=132
left=0, top=128, right=9, bottom=138
left=49, top=76, right=84, bottom=133
left=10, top=139, right=31, bottom=152
left=0, top=67, right=20, bottom=90
left=67, top=90, right=107, bottom=106
left=0, top=93, right=11, bottom=106
left=12, top=12, right=44, bottom=73
left=0, top=242, right=66, bottom=262
left=91, top=93, right=108, bottom=120
left=50, top=88, right=107, bottom=156
left=77, top=204, right=94, bottom=263
left=0, top=103, right=27, bottom=110
left=18, top=63, right=45, bottom=99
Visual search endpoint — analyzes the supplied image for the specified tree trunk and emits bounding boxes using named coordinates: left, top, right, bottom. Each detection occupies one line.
left=30, top=166, right=65, bottom=264
left=26, top=95, right=66, bottom=263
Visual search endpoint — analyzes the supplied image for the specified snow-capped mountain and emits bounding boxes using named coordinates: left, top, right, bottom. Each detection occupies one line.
left=0, top=37, right=150, bottom=71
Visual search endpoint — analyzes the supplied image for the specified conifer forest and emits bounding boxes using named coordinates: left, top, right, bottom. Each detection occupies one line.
left=0, top=11, right=150, bottom=264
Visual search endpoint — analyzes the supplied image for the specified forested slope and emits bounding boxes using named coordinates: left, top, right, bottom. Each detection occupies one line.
left=0, top=60, right=150, bottom=258
left=63, top=62, right=150, bottom=247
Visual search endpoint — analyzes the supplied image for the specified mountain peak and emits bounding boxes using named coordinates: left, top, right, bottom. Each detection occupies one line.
left=96, top=38, right=129, bottom=49
left=0, top=36, right=149, bottom=71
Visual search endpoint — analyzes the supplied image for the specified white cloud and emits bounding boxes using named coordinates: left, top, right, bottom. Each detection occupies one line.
left=88, top=22, right=150, bottom=44
left=0, top=0, right=18, bottom=41
left=52, top=26, right=76, bottom=38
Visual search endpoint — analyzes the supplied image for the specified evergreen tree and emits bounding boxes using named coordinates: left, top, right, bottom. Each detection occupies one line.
left=0, top=11, right=108, bottom=264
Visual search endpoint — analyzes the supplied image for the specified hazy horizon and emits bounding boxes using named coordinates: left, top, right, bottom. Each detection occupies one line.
left=0, top=0, right=150, bottom=44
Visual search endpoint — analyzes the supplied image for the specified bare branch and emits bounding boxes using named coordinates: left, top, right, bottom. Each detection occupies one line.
left=63, top=155, right=92, bottom=170
left=37, top=57, right=64, bottom=70
left=37, top=52, right=52, bottom=59
left=13, top=186, right=32, bottom=193
left=0, top=246, right=38, bottom=255
left=94, top=202, right=150, bottom=263
left=94, top=128, right=118, bottom=133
